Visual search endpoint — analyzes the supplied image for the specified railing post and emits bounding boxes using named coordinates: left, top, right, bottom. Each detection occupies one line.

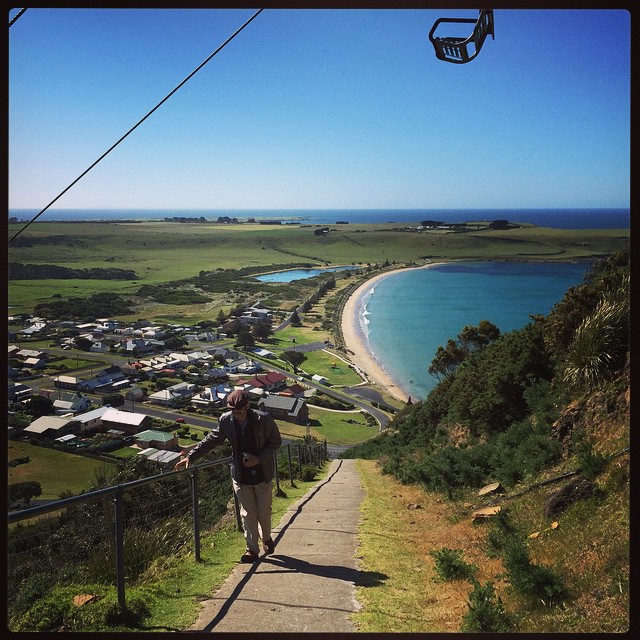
left=274, top=452, right=286, bottom=497
left=113, top=489, right=126, bottom=611
left=297, top=443, right=302, bottom=478
left=287, top=444, right=295, bottom=487
left=190, top=468, right=201, bottom=562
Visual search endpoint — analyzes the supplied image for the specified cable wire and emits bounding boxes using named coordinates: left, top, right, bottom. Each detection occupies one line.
left=9, top=8, right=264, bottom=243
left=9, top=8, right=27, bottom=27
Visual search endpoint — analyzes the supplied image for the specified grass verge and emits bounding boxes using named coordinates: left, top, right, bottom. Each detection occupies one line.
left=352, top=458, right=502, bottom=633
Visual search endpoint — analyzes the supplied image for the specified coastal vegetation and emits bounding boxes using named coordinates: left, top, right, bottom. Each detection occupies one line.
left=8, top=219, right=628, bottom=321
left=344, top=249, right=630, bottom=632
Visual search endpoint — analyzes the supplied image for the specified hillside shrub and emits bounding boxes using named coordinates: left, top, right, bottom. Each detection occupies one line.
left=460, top=579, right=514, bottom=632
left=486, top=510, right=569, bottom=608
left=430, top=547, right=477, bottom=581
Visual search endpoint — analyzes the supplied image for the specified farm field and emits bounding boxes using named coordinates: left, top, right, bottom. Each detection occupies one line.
left=8, top=441, right=113, bottom=500
left=8, top=220, right=628, bottom=322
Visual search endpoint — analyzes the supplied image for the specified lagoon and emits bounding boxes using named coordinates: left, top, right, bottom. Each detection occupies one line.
left=254, top=265, right=359, bottom=282
left=358, top=261, right=591, bottom=402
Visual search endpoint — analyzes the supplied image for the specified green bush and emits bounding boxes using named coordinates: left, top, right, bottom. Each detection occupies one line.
left=430, top=547, right=478, bottom=581
left=487, top=511, right=569, bottom=608
left=460, top=579, right=514, bottom=632
left=301, top=465, right=317, bottom=481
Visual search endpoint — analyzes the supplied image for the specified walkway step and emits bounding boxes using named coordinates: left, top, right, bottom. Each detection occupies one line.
left=188, top=458, right=365, bottom=633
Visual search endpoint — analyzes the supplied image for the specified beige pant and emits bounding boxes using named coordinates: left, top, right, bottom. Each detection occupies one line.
left=232, top=479, right=274, bottom=554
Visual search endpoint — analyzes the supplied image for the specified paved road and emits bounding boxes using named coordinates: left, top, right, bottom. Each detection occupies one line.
left=186, top=458, right=374, bottom=633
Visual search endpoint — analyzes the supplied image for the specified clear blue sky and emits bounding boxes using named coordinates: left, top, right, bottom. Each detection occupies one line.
left=8, top=7, right=631, bottom=212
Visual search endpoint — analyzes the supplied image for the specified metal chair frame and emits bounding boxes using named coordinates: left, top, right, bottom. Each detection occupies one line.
left=428, top=9, right=494, bottom=64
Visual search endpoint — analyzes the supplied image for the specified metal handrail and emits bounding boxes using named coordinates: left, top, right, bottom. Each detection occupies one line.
left=7, top=440, right=328, bottom=616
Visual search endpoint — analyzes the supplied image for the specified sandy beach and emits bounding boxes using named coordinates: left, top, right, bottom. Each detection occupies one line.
left=340, top=263, right=446, bottom=404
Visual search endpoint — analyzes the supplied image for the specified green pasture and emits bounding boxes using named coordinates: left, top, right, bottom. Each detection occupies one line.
left=8, top=441, right=113, bottom=500
left=271, top=405, right=377, bottom=445
left=8, top=220, right=628, bottom=320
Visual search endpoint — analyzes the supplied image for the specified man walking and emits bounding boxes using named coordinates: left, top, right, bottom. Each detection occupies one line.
left=174, top=389, right=282, bottom=563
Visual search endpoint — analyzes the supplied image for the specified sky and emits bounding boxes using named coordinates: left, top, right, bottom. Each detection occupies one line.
left=7, top=7, right=631, bottom=213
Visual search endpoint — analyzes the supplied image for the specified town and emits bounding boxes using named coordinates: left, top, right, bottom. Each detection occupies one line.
left=8, top=302, right=375, bottom=491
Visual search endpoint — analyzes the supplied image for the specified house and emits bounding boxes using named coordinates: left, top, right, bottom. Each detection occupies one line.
left=16, top=348, right=47, bottom=361
left=279, top=383, right=307, bottom=398
left=148, top=389, right=179, bottom=406
left=125, top=386, right=145, bottom=402
left=124, top=338, right=154, bottom=354
left=258, top=395, right=309, bottom=425
left=251, top=347, right=275, bottom=358
left=100, top=408, right=150, bottom=434
left=23, top=415, right=77, bottom=440
left=147, top=382, right=196, bottom=406
left=53, top=393, right=92, bottom=415
left=202, top=367, right=228, bottom=382
left=236, top=371, right=287, bottom=394
left=54, top=375, right=81, bottom=390
left=134, top=429, right=179, bottom=450
left=137, top=447, right=182, bottom=468
left=224, top=358, right=261, bottom=375
left=207, top=347, right=241, bottom=362
left=8, top=383, right=33, bottom=402
left=78, top=366, right=127, bottom=393
left=191, top=383, right=233, bottom=408
left=69, top=406, right=110, bottom=433
left=23, top=357, right=46, bottom=370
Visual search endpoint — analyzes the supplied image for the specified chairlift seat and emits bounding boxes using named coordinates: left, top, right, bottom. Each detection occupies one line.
left=429, top=9, right=494, bottom=64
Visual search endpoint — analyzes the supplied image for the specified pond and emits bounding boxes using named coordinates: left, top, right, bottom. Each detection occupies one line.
left=253, top=265, right=359, bottom=283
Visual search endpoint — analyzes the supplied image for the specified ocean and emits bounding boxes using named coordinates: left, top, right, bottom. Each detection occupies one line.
left=359, top=261, right=592, bottom=402
left=8, top=208, right=630, bottom=230
left=9, top=207, right=626, bottom=402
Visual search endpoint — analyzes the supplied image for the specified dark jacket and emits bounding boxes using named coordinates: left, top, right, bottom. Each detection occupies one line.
left=186, top=407, right=281, bottom=483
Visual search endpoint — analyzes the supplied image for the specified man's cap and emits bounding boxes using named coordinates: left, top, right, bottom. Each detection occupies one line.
left=226, top=389, right=249, bottom=409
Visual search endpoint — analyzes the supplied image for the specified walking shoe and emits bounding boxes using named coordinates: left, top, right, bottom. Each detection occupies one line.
left=240, top=550, right=258, bottom=563
left=263, top=538, right=275, bottom=555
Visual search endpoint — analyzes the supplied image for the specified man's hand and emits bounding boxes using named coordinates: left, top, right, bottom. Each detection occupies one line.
left=242, top=453, right=259, bottom=467
left=174, top=456, right=189, bottom=471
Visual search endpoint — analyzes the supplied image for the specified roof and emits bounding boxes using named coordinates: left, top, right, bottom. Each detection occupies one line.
left=24, top=415, right=74, bottom=434
left=259, top=395, right=298, bottom=411
left=71, top=406, right=110, bottom=423
left=148, top=450, right=182, bottom=464
left=135, top=430, right=176, bottom=443
left=102, top=408, right=148, bottom=426
left=55, top=434, right=77, bottom=443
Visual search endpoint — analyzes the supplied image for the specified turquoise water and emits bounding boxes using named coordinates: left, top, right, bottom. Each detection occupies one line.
left=358, top=261, right=590, bottom=402
left=254, top=265, right=358, bottom=282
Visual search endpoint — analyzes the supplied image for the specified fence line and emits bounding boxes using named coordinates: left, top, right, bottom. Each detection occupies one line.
left=7, top=441, right=328, bottom=618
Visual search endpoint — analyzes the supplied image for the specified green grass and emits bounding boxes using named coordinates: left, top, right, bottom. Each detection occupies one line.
left=8, top=221, right=628, bottom=319
left=8, top=441, right=114, bottom=500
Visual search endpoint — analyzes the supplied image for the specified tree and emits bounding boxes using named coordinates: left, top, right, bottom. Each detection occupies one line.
left=290, top=309, right=302, bottom=327
left=74, top=337, right=93, bottom=351
left=236, top=325, right=256, bottom=350
left=252, top=318, right=272, bottom=340
left=9, top=481, right=42, bottom=507
left=25, top=395, right=53, bottom=418
left=102, top=393, right=125, bottom=408
left=428, top=321, right=501, bottom=380
left=282, top=350, right=307, bottom=373
left=164, top=335, right=188, bottom=351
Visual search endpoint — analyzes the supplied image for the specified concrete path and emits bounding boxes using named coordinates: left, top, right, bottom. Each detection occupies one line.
left=187, top=458, right=366, bottom=633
